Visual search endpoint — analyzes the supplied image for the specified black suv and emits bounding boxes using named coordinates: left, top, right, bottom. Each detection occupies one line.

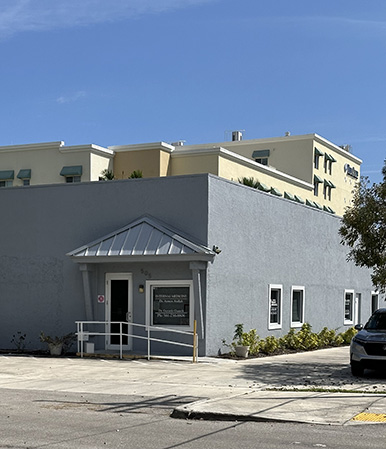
left=350, top=308, right=386, bottom=376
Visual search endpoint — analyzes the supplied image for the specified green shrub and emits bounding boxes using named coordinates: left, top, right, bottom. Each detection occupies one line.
left=280, top=328, right=301, bottom=350
left=222, top=322, right=355, bottom=358
left=260, top=336, right=281, bottom=354
left=242, top=329, right=261, bottom=355
left=339, top=327, right=357, bottom=344
left=318, top=327, right=337, bottom=348
left=296, top=323, right=319, bottom=350
left=334, top=334, right=344, bottom=346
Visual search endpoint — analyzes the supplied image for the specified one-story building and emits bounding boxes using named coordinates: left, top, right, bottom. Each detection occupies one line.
left=0, top=173, right=377, bottom=356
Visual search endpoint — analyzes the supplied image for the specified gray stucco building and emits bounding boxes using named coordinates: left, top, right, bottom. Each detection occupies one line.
left=0, top=174, right=376, bottom=356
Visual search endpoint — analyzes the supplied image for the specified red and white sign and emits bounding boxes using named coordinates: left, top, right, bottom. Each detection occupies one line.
left=97, top=295, right=105, bottom=303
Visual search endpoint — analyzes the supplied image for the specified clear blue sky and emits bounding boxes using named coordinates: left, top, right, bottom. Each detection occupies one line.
left=0, top=0, right=385, bottom=183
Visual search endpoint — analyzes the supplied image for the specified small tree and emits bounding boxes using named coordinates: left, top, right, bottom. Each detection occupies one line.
left=339, top=161, right=386, bottom=292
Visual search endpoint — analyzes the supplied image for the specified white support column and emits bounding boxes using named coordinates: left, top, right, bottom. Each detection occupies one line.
left=79, top=264, right=94, bottom=321
left=190, top=261, right=206, bottom=339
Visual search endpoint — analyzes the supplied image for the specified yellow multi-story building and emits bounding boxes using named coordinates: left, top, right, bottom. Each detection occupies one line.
left=111, top=133, right=361, bottom=216
left=0, top=141, right=113, bottom=186
left=0, top=132, right=361, bottom=216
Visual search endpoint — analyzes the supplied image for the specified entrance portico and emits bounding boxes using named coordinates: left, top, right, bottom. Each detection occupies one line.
left=67, top=215, right=215, bottom=355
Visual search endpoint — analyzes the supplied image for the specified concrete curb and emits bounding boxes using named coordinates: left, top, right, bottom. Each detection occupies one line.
left=171, top=390, right=386, bottom=426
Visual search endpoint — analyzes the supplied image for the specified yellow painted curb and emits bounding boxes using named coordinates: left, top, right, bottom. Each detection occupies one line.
left=352, top=412, right=386, bottom=422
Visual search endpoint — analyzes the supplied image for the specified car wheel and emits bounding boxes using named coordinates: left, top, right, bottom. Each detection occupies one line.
left=351, top=360, right=364, bottom=377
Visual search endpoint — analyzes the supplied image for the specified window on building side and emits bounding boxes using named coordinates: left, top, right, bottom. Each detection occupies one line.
left=324, top=155, right=334, bottom=175
left=314, top=183, right=319, bottom=196
left=255, top=157, right=268, bottom=166
left=269, top=284, right=282, bottom=329
left=291, top=287, right=305, bottom=327
left=65, top=175, right=81, bottom=183
left=324, top=184, right=331, bottom=201
left=371, top=292, right=379, bottom=314
left=60, top=166, right=82, bottom=183
left=0, top=180, right=13, bottom=187
left=344, top=290, right=354, bottom=325
left=314, top=148, right=323, bottom=169
left=314, top=153, right=319, bottom=169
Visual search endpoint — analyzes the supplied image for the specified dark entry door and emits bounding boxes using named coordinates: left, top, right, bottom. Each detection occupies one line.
left=106, top=273, right=132, bottom=349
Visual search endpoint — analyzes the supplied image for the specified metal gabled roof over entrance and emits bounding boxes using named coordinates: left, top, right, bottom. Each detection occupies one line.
left=67, top=215, right=215, bottom=263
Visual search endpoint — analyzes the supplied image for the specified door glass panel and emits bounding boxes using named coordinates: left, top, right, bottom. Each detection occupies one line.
left=110, top=279, right=128, bottom=345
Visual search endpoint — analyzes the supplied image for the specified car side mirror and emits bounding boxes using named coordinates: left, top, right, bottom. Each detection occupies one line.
left=354, top=324, right=363, bottom=331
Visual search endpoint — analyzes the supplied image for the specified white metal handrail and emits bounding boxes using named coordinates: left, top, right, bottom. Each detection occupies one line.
left=75, top=320, right=198, bottom=362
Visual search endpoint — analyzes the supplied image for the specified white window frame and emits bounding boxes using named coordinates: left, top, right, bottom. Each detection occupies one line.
left=146, top=280, right=194, bottom=331
left=291, top=286, right=305, bottom=328
left=344, top=289, right=354, bottom=325
left=371, top=291, right=379, bottom=314
left=268, top=284, right=283, bottom=330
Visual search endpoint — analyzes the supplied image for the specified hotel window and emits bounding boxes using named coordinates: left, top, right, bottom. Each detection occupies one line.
left=269, top=284, right=282, bottom=330
left=324, top=158, right=329, bottom=174
left=0, top=180, right=13, bottom=187
left=323, top=180, right=335, bottom=201
left=255, top=157, right=268, bottom=165
left=314, top=154, right=319, bottom=169
left=0, top=170, right=14, bottom=187
left=65, top=175, right=81, bottom=183
left=324, top=184, right=331, bottom=201
left=344, top=290, right=354, bottom=325
left=146, top=280, right=194, bottom=330
left=371, top=292, right=379, bottom=314
left=313, top=175, right=323, bottom=197
left=314, top=148, right=323, bottom=169
left=324, top=154, right=336, bottom=175
left=60, top=166, right=83, bottom=183
left=17, top=169, right=31, bottom=186
left=252, top=149, right=270, bottom=166
left=291, top=286, right=305, bottom=327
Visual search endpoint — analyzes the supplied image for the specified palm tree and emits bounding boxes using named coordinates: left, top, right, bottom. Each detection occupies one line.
left=100, top=169, right=115, bottom=180
left=238, top=177, right=259, bottom=189
left=129, top=170, right=143, bottom=178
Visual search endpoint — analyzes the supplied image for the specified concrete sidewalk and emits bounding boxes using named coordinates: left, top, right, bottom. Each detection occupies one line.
left=1, top=347, right=386, bottom=426
left=172, top=390, right=386, bottom=425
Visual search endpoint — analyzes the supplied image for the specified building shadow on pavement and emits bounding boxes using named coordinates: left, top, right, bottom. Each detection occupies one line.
left=237, top=360, right=386, bottom=390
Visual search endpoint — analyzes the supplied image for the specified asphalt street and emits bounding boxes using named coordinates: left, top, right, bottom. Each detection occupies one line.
left=0, top=346, right=386, bottom=449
